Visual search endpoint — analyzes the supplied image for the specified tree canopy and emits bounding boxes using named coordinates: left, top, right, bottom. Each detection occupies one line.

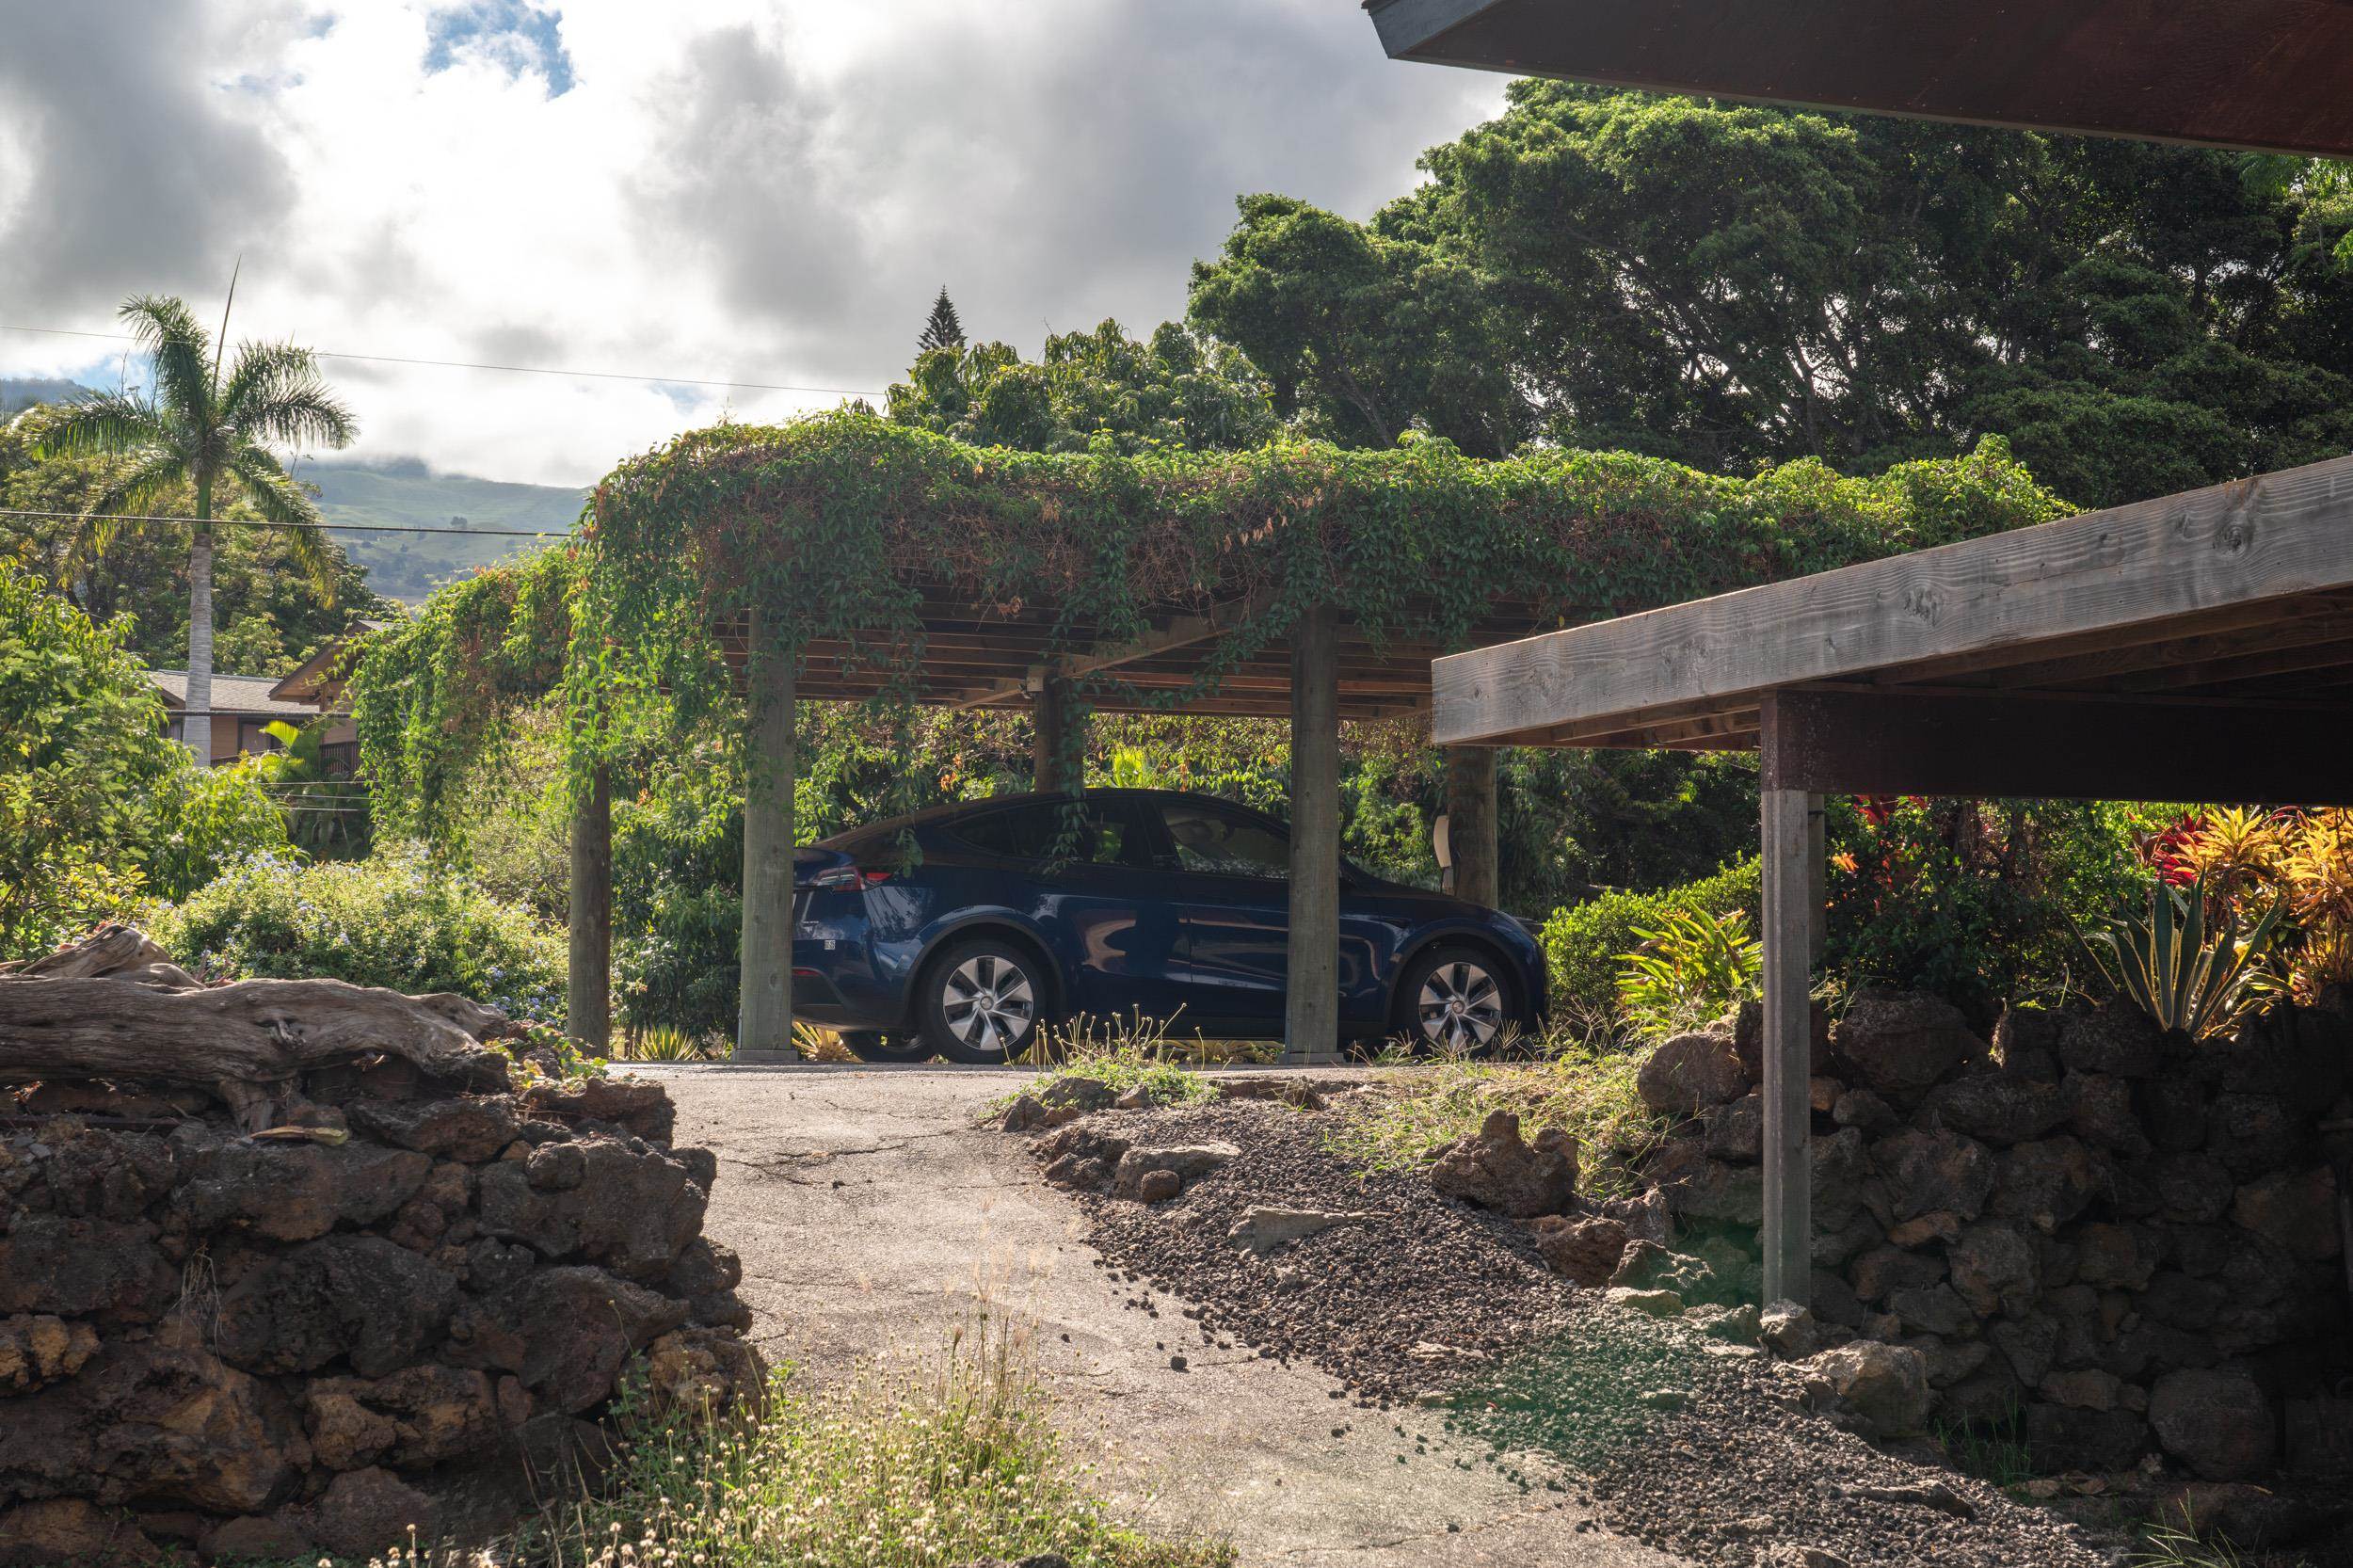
left=1189, top=85, right=2353, bottom=510
left=887, top=319, right=1279, bottom=456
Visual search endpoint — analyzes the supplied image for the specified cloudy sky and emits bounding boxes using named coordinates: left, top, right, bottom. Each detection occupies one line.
left=0, top=1, right=1505, bottom=487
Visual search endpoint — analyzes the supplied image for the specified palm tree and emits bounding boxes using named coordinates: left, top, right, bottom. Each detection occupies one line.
left=35, top=285, right=356, bottom=761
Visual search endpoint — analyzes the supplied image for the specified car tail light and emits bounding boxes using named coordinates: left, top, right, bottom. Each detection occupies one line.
left=809, top=865, right=891, bottom=890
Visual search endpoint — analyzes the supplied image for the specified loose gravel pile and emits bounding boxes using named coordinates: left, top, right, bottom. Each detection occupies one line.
left=1065, top=1096, right=2115, bottom=1568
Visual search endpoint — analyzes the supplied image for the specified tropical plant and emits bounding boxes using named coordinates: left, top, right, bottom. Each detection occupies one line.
left=0, top=558, right=284, bottom=957
left=1541, top=856, right=1762, bottom=1032
left=1613, top=905, right=1765, bottom=1038
left=2075, top=873, right=2287, bottom=1040
left=250, top=717, right=371, bottom=858
left=31, top=285, right=356, bottom=760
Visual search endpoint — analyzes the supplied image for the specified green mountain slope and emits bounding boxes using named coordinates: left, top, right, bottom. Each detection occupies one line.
left=301, top=460, right=585, bottom=603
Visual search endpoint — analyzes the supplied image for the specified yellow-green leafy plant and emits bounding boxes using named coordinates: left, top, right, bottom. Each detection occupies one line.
left=1613, top=906, right=1763, bottom=1038
left=2075, top=873, right=2286, bottom=1040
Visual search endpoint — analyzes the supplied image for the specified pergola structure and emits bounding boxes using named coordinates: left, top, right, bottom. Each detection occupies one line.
left=564, top=585, right=1551, bottom=1065
left=1433, top=456, right=2353, bottom=1303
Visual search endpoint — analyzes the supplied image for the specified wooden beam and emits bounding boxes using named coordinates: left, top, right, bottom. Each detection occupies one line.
left=1759, top=776, right=1815, bottom=1308
left=1433, top=455, right=2353, bottom=747
left=1284, top=603, right=1343, bottom=1065
left=945, top=592, right=1272, bottom=712
left=735, top=621, right=798, bottom=1064
left=567, top=764, right=611, bottom=1056
left=1760, top=686, right=2353, bottom=805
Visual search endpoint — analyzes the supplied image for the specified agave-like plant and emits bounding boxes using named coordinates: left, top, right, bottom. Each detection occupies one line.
left=2075, top=872, right=2287, bottom=1040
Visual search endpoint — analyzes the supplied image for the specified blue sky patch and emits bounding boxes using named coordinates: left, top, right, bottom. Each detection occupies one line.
left=424, top=2, right=575, bottom=96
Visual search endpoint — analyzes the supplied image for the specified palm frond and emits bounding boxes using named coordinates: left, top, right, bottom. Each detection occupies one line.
left=120, top=296, right=214, bottom=422
left=27, top=389, right=169, bottom=462
left=61, top=448, right=193, bottom=576
left=221, top=340, right=358, bottom=450
left=223, top=445, right=339, bottom=599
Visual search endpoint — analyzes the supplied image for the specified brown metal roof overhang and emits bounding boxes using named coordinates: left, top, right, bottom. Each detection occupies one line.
left=1366, top=0, right=2353, bottom=158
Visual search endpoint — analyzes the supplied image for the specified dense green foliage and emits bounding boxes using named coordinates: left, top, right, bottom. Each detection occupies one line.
left=0, top=412, right=387, bottom=676
left=0, top=560, right=285, bottom=957
left=1824, top=796, right=2155, bottom=1021
left=1193, top=85, right=2353, bottom=509
left=1614, top=906, right=1764, bottom=1038
left=1541, top=856, right=1762, bottom=1029
left=887, top=319, right=1280, bottom=455
left=151, top=849, right=566, bottom=1020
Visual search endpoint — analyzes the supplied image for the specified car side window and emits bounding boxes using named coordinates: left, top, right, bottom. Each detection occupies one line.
left=1159, top=802, right=1289, bottom=879
left=954, top=801, right=1140, bottom=866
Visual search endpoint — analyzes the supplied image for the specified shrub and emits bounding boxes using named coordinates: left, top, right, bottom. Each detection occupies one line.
left=0, top=559, right=285, bottom=958
left=2075, top=873, right=2287, bottom=1041
left=1614, top=905, right=1763, bottom=1037
left=1541, top=856, right=1761, bottom=1032
left=1826, top=796, right=2145, bottom=1016
left=151, top=849, right=567, bottom=1019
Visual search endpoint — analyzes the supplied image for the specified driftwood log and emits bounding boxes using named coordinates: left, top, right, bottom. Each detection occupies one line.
left=0, top=925, right=513, bottom=1127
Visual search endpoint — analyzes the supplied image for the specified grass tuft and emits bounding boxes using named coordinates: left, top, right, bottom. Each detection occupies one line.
left=1323, top=1027, right=1670, bottom=1200
left=280, top=1322, right=1227, bottom=1568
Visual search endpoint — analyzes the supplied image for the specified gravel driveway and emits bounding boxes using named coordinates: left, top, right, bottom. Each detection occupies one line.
left=644, top=1063, right=1689, bottom=1568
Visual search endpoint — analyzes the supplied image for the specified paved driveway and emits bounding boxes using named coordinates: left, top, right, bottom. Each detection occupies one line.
left=644, top=1064, right=1688, bottom=1568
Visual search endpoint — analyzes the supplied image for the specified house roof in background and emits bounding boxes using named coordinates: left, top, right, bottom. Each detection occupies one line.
left=267, top=620, right=387, bottom=709
left=145, top=671, right=321, bottom=719
left=1365, top=0, right=2353, bottom=157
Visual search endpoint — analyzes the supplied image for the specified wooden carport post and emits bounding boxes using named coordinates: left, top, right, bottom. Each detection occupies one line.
left=567, top=764, right=612, bottom=1055
left=1444, top=746, right=1499, bottom=906
left=1759, top=696, right=1825, bottom=1304
left=1031, top=674, right=1083, bottom=793
left=1284, top=604, right=1343, bottom=1064
left=735, top=613, right=799, bottom=1064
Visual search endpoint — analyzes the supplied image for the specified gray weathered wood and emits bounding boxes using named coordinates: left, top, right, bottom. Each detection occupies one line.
left=1284, top=606, right=1343, bottom=1064
left=1444, top=746, right=1499, bottom=907
left=947, top=591, right=1273, bottom=712
left=1433, top=455, right=2353, bottom=746
left=0, top=927, right=511, bottom=1109
left=1806, top=792, right=1827, bottom=968
left=1761, top=686, right=2353, bottom=805
left=568, top=763, right=612, bottom=1056
left=1759, top=776, right=1816, bottom=1307
left=735, top=622, right=799, bottom=1064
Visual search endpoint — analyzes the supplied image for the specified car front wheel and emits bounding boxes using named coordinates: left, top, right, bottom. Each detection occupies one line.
left=920, top=937, right=1048, bottom=1064
left=1396, top=944, right=1514, bottom=1057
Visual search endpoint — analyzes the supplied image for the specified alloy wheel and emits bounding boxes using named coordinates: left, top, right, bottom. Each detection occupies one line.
left=941, top=952, right=1036, bottom=1053
left=1417, top=958, right=1503, bottom=1051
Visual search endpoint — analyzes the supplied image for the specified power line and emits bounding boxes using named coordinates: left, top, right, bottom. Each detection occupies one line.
left=0, top=506, right=566, bottom=538
left=1, top=323, right=889, bottom=401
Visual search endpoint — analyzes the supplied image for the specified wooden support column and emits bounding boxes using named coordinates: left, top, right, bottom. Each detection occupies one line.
left=1759, top=696, right=1820, bottom=1305
left=735, top=618, right=798, bottom=1064
left=1284, top=604, right=1342, bottom=1064
left=1031, top=675, right=1084, bottom=793
left=1444, top=746, right=1499, bottom=906
left=566, top=764, right=612, bottom=1056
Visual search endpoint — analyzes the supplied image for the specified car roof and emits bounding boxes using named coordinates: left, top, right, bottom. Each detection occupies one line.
left=818, top=788, right=1254, bottom=850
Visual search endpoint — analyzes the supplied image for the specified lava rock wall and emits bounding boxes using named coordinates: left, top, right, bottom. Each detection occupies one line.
left=1639, top=992, right=2352, bottom=1481
left=0, top=1066, right=759, bottom=1564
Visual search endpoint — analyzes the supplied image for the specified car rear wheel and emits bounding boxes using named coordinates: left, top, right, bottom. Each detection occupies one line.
left=920, top=937, right=1048, bottom=1064
left=1396, top=944, right=1514, bottom=1057
left=840, top=1030, right=936, bottom=1064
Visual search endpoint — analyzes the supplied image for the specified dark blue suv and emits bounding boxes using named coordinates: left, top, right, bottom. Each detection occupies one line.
left=788, top=788, right=1545, bottom=1064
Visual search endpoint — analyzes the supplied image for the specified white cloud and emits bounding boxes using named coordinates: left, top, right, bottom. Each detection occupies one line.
left=0, top=0, right=1504, bottom=486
